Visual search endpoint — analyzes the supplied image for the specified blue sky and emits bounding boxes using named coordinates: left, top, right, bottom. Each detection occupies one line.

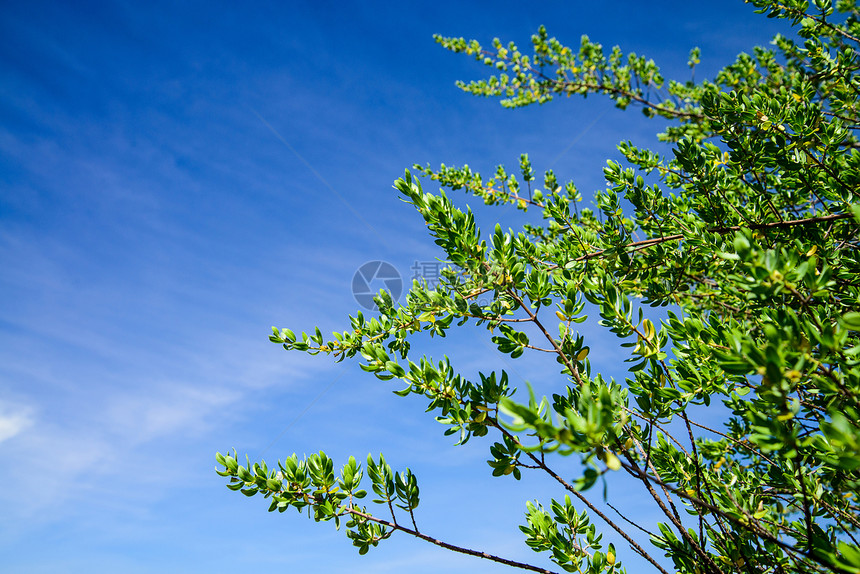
left=1, top=2, right=788, bottom=572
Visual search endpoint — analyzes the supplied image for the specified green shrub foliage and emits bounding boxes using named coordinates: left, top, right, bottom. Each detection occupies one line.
left=217, top=2, right=860, bottom=572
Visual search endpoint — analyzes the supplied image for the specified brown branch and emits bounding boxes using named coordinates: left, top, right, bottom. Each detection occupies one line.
left=492, top=424, right=671, bottom=574
left=529, top=455, right=668, bottom=572
left=554, top=78, right=704, bottom=121
left=573, top=212, right=854, bottom=262
left=681, top=412, right=707, bottom=552
left=505, top=287, right=582, bottom=385
left=616, top=457, right=857, bottom=574
left=623, top=439, right=723, bottom=574
left=818, top=497, right=860, bottom=534
left=622, top=408, right=690, bottom=455
left=774, top=3, right=860, bottom=44
left=605, top=500, right=658, bottom=538
left=342, top=507, right=562, bottom=574
left=477, top=49, right=706, bottom=122
left=683, top=417, right=782, bottom=469
left=795, top=453, right=816, bottom=547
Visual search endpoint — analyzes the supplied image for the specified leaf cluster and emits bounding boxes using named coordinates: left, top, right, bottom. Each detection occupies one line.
left=220, top=3, right=860, bottom=573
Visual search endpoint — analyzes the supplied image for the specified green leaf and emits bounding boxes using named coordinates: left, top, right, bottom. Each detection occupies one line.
left=220, top=14, right=860, bottom=574
left=841, top=312, right=860, bottom=331
left=604, top=452, right=621, bottom=471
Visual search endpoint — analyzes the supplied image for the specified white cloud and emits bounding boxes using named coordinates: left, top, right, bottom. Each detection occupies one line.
left=104, top=382, right=240, bottom=444
left=0, top=402, right=33, bottom=443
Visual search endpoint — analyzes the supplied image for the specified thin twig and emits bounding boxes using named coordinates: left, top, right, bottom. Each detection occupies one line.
left=572, top=212, right=853, bottom=262
left=493, top=424, right=671, bottom=574
left=342, top=507, right=562, bottom=574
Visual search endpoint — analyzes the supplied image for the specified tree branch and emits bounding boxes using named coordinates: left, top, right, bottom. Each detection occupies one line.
left=494, top=424, right=671, bottom=574
left=573, top=212, right=854, bottom=262
left=342, top=506, right=562, bottom=574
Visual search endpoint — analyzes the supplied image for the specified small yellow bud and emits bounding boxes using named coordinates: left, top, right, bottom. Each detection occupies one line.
left=604, top=452, right=621, bottom=471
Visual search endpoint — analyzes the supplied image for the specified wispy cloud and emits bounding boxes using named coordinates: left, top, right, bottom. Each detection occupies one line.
left=104, top=383, right=240, bottom=444
left=0, top=401, right=33, bottom=443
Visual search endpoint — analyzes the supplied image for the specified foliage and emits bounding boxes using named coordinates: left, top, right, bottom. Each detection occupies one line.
left=217, top=2, right=860, bottom=572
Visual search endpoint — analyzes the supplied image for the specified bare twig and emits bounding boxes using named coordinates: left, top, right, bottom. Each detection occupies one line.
left=342, top=506, right=562, bottom=574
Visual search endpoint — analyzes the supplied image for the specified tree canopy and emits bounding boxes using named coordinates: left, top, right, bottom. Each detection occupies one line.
left=217, top=2, right=860, bottom=572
